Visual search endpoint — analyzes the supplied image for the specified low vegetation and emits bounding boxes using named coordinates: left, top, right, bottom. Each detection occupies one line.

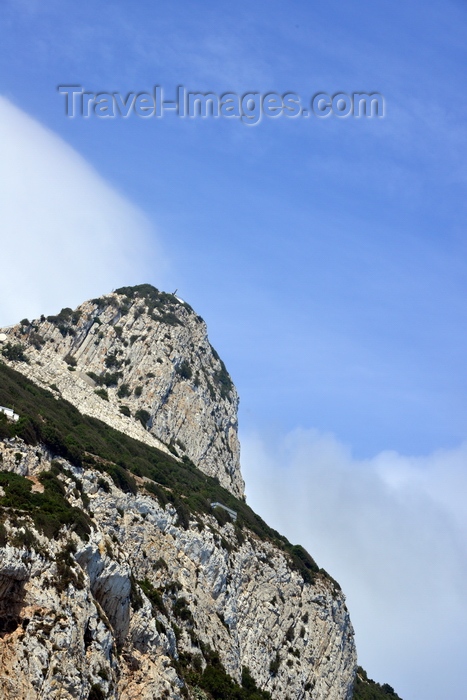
left=0, top=467, right=91, bottom=541
left=0, top=362, right=322, bottom=584
left=353, top=667, right=402, bottom=700
left=114, top=284, right=190, bottom=325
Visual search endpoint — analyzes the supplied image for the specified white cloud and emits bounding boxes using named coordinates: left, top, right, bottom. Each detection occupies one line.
left=0, top=96, right=167, bottom=326
left=241, top=428, right=467, bottom=700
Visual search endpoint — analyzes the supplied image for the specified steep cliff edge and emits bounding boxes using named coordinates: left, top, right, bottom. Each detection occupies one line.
left=0, top=362, right=356, bottom=699
left=0, top=285, right=244, bottom=498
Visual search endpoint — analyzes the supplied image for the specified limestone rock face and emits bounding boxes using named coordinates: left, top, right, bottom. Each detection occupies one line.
left=0, top=440, right=356, bottom=700
left=0, top=286, right=358, bottom=699
left=0, top=286, right=244, bottom=498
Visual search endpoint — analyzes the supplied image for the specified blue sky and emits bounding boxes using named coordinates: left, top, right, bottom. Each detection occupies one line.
left=1, top=1, right=467, bottom=698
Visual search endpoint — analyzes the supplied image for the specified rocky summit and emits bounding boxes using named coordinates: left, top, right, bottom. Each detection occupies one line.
left=1, top=285, right=244, bottom=498
left=0, top=285, right=400, bottom=700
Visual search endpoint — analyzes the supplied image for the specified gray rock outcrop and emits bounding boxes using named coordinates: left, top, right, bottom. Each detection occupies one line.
left=0, top=285, right=244, bottom=498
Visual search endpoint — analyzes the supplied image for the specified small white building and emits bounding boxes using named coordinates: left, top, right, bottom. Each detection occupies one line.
left=0, top=406, right=19, bottom=423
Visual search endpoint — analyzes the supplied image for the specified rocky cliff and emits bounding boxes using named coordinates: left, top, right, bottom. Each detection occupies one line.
left=0, top=285, right=244, bottom=498
left=0, top=286, right=358, bottom=700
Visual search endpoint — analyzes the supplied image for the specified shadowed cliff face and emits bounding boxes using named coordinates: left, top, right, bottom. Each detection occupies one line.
left=0, top=285, right=244, bottom=498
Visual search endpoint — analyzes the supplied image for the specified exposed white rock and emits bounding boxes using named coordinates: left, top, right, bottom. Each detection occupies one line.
left=0, top=287, right=358, bottom=699
left=0, top=287, right=244, bottom=498
left=0, top=441, right=356, bottom=699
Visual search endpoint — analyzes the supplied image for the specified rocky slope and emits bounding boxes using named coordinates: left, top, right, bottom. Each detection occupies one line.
left=0, top=285, right=244, bottom=498
left=0, top=286, right=360, bottom=699
left=0, top=438, right=355, bottom=700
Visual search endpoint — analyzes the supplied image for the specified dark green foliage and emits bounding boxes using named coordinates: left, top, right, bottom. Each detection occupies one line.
left=46, top=307, right=81, bottom=329
left=10, top=526, right=39, bottom=550
left=0, top=521, right=7, bottom=546
left=269, top=652, right=280, bottom=676
left=172, top=597, right=194, bottom=623
left=64, top=354, right=77, bottom=367
left=154, top=557, right=168, bottom=570
left=130, top=575, right=144, bottom=611
left=0, top=470, right=91, bottom=541
left=212, top=505, right=233, bottom=527
left=29, top=332, right=45, bottom=350
left=117, top=384, right=131, bottom=399
left=173, top=497, right=191, bottom=530
left=145, top=482, right=168, bottom=507
left=87, top=371, right=122, bottom=387
left=134, top=385, right=143, bottom=397
left=46, top=307, right=77, bottom=337
left=0, top=363, right=328, bottom=585
left=213, top=361, right=233, bottom=399
left=114, top=284, right=184, bottom=326
left=105, top=465, right=137, bottom=495
left=176, top=360, right=192, bottom=380
left=1, top=342, right=28, bottom=362
left=97, top=477, right=110, bottom=493
left=353, top=667, right=402, bottom=700
left=191, top=653, right=271, bottom=700
left=55, top=540, right=85, bottom=592
left=105, top=352, right=122, bottom=370
left=135, top=409, right=151, bottom=427
left=138, top=577, right=167, bottom=615
left=119, top=405, right=131, bottom=417
left=88, top=685, right=106, bottom=700
left=94, top=388, right=109, bottom=401
left=289, top=545, right=319, bottom=584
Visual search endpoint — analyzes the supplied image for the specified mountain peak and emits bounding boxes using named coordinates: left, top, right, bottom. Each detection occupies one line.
left=0, top=286, right=244, bottom=498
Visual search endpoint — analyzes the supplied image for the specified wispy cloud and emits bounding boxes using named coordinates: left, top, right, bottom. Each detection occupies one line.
left=0, top=97, right=167, bottom=325
left=241, top=428, right=467, bottom=700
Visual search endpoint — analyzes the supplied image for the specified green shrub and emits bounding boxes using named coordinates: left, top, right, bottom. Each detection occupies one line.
left=55, top=540, right=85, bottom=592
left=10, top=526, right=39, bottom=550
left=352, top=667, right=402, bottom=700
left=0, top=470, right=91, bottom=541
left=0, top=362, right=328, bottom=586
left=138, top=577, right=167, bottom=615
left=29, top=332, right=45, bottom=350
left=1, top=342, right=28, bottom=362
left=104, top=352, right=122, bottom=369
left=269, top=652, right=280, bottom=676
left=64, top=354, right=77, bottom=367
left=176, top=360, right=192, bottom=380
left=117, top=384, right=131, bottom=399
left=97, top=477, right=110, bottom=493
left=172, top=597, right=193, bottom=623
left=94, top=389, right=109, bottom=401
left=88, top=371, right=122, bottom=387
left=88, top=685, right=106, bottom=700
left=135, top=409, right=151, bottom=427
left=0, top=521, right=7, bottom=546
